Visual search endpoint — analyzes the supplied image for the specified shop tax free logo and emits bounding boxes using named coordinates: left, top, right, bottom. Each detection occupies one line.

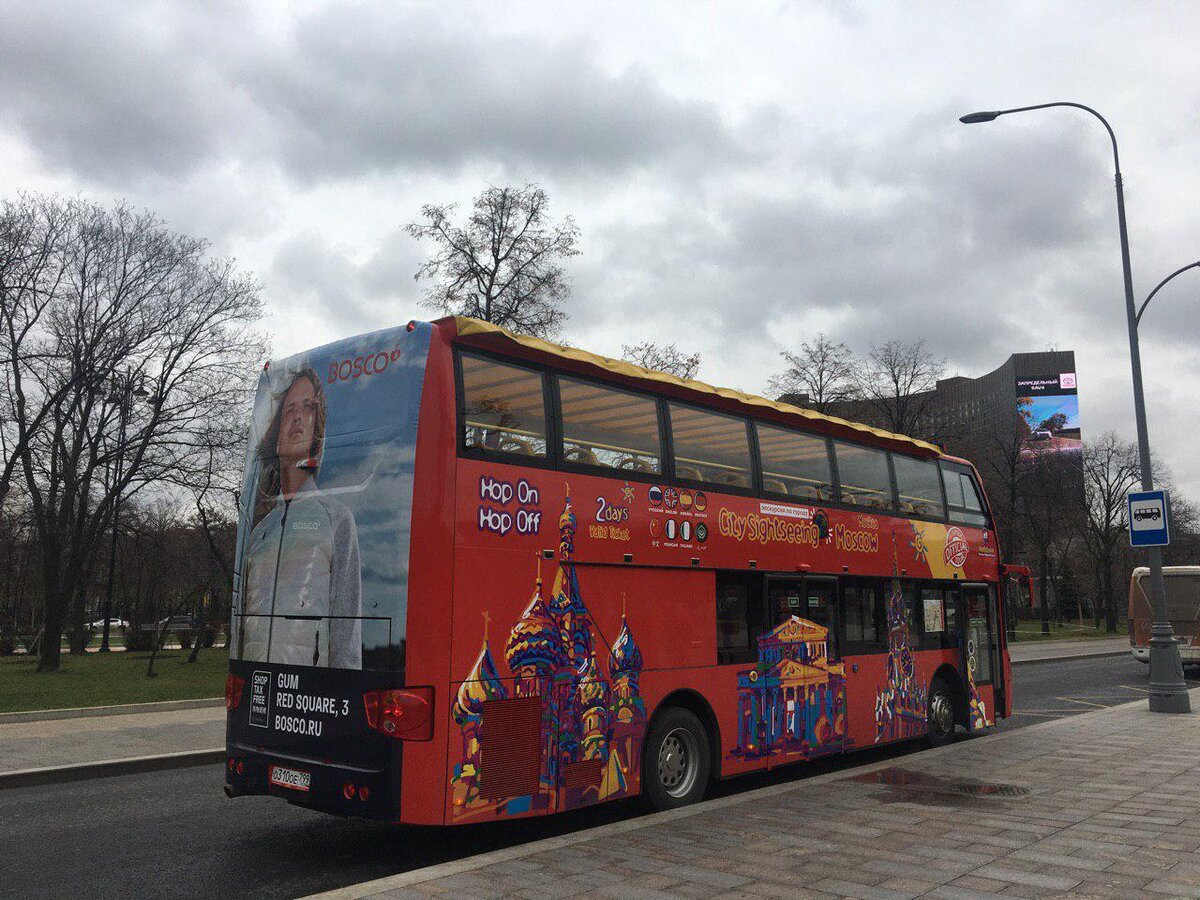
left=943, top=526, right=969, bottom=569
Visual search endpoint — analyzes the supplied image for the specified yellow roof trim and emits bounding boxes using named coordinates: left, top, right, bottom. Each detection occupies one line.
left=452, top=317, right=940, bottom=455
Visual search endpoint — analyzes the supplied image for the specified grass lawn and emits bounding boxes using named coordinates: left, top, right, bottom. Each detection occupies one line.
left=1010, top=621, right=1126, bottom=642
left=0, top=648, right=226, bottom=713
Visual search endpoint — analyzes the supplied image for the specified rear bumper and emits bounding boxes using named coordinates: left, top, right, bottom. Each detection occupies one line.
left=1131, top=645, right=1200, bottom=664
left=223, top=745, right=399, bottom=821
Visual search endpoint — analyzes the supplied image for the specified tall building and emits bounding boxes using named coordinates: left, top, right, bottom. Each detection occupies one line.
left=802, top=350, right=1080, bottom=454
left=923, top=350, right=1080, bottom=452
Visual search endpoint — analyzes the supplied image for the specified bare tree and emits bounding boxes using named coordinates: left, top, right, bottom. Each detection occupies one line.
left=620, top=341, right=701, bottom=380
left=0, top=195, right=265, bottom=672
left=854, top=339, right=946, bottom=437
left=1079, top=432, right=1141, bottom=632
left=406, top=184, right=579, bottom=338
left=767, top=334, right=855, bottom=414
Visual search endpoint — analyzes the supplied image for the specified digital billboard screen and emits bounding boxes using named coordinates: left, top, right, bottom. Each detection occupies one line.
left=1016, top=372, right=1081, bottom=457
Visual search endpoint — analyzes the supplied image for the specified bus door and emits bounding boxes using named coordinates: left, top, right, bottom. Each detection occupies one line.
left=763, top=575, right=845, bottom=759
left=960, top=583, right=1002, bottom=728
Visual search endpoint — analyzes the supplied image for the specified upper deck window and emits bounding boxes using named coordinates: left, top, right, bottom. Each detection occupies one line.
left=459, top=354, right=548, bottom=457
left=832, top=442, right=894, bottom=511
left=668, top=404, right=752, bottom=488
left=941, top=462, right=988, bottom=527
left=558, top=376, right=662, bottom=473
left=892, top=455, right=945, bottom=519
left=755, top=423, right=833, bottom=502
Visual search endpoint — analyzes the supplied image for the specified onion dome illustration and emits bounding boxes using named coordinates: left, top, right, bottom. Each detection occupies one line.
left=558, top=487, right=577, bottom=560
left=608, top=610, right=643, bottom=680
left=506, top=572, right=562, bottom=676
left=454, top=646, right=505, bottom=724
left=575, top=654, right=609, bottom=711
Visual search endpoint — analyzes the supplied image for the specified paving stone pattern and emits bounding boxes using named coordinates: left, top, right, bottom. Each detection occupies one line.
left=355, top=692, right=1200, bottom=899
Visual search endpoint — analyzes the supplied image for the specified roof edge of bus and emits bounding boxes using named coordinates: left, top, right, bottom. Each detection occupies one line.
left=440, top=316, right=942, bottom=457
left=1132, top=566, right=1200, bottom=576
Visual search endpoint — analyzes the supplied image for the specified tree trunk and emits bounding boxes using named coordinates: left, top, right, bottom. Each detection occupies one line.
left=1104, top=564, right=1119, bottom=633
left=36, top=580, right=67, bottom=673
left=68, top=584, right=88, bottom=654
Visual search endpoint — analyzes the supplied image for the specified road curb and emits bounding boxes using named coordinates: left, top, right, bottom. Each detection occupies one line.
left=1011, top=648, right=1129, bottom=666
left=0, top=748, right=226, bottom=791
left=0, top=697, right=223, bottom=724
left=299, top=689, right=1198, bottom=900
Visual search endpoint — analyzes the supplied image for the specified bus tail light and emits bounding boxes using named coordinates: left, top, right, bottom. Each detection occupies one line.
left=363, top=687, right=434, bottom=740
left=225, top=674, right=245, bottom=711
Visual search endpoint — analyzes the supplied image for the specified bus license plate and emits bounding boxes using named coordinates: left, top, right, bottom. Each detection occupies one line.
left=269, top=765, right=311, bottom=792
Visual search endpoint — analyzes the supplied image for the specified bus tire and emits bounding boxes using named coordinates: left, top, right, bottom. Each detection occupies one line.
left=926, top=676, right=958, bottom=748
left=642, top=706, right=711, bottom=811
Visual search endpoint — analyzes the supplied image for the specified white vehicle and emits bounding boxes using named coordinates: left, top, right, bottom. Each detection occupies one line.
left=87, top=618, right=129, bottom=631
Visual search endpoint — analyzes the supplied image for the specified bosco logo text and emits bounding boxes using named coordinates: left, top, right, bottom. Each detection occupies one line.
left=327, top=345, right=403, bottom=383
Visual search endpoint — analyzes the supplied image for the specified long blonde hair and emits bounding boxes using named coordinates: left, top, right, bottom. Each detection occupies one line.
left=253, top=367, right=326, bottom=524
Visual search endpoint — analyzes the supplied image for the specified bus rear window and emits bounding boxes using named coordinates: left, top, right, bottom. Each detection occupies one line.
left=460, top=354, right=548, bottom=457
left=558, top=376, right=662, bottom=473
left=669, top=404, right=752, bottom=488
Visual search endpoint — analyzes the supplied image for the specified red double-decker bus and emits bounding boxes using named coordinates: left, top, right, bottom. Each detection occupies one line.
left=224, top=316, right=1013, bottom=824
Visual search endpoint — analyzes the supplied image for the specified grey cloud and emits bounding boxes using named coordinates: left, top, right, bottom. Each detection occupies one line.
left=268, top=230, right=425, bottom=337
left=2, top=4, right=742, bottom=187
left=571, top=114, right=1113, bottom=378
left=0, top=1, right=254, bottom=182
left=242, top=9, right=742, bottom=183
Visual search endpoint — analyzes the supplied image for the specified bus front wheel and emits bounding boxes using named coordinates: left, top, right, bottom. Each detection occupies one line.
left=926, top=677, right=958, bottom=748
left=642, top=707, right=711, bottom=811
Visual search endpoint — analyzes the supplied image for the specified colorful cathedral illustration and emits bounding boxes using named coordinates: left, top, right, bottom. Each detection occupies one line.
left=874, top=550, right=928, bottom=741
left=450, top=489, right=646, bottom=820
left=731, top=616, right=848, bottom=759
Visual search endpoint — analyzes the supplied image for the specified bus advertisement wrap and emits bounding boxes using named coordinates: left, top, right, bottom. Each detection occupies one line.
left=232, top=322, right=430, bottom=673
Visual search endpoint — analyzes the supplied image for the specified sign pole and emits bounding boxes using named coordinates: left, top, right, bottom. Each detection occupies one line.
left=1116, top=173, right=1190, bottom=713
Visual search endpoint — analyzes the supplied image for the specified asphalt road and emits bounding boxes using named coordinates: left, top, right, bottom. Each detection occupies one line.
left=0, top=653, right=1188, bottom=900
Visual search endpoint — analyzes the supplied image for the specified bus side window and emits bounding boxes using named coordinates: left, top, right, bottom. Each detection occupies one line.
left=941, top=462, right=989, bottom=528
left=892, top=455, right=945, bottom=519
left=459, top=353, right=548, bottom=457
left=832, top=442, right=894, bottom=511
left=755, top=422, right=834, bottom=503
left=558, top=376, right=662, bottom=474
left=669, top=404, right=753, bottom=488
left=715, top=572, right=765, bottom=665
left=842, top=579, right=885, bottom=654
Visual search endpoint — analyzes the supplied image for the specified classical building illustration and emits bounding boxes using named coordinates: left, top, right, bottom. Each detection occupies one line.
left=731, top=616, right=847, bottom=759
left=450, top=490, right=645, bottom=820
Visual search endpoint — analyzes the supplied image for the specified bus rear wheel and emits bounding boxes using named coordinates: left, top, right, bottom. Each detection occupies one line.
left=926, top=677, right=958, bottom=748
left=642, top=707, right=711, bottom=811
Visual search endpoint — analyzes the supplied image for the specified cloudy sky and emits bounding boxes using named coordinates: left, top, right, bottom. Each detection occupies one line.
left=4, top=1, right=1199, bottom=495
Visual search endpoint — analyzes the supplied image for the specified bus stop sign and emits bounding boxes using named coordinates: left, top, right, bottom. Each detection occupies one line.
left=1128, top=489, right=1171, bottom=547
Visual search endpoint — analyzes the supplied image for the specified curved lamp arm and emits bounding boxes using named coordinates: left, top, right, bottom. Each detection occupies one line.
left=1135, top=260, right=1200, bottom=328
left=960, top=102, right=1121, bottom=174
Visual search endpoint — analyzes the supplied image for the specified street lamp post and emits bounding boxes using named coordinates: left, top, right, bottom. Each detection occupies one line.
left=960, top=102, right=1190, bottom=713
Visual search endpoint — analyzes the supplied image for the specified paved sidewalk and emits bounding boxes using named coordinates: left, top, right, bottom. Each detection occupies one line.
left=320, top=689, right=1200, bottom=900
left=1009, top=636, right=1129, bottom=665
left=0, top=705, right=223, bottom=775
